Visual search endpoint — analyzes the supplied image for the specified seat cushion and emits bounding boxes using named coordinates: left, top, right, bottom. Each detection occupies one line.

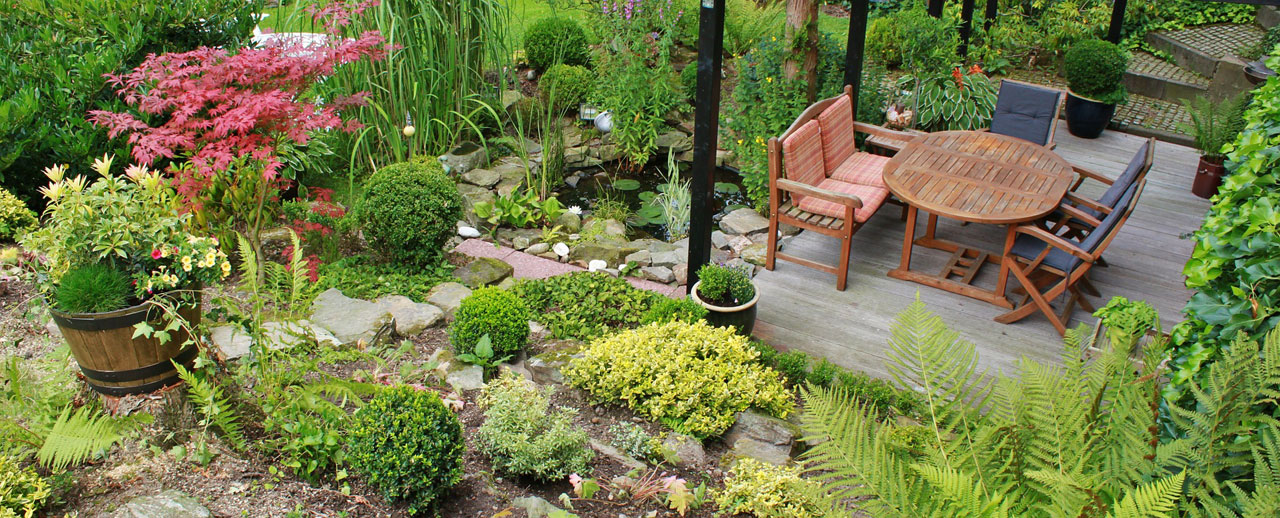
left=1009, top=234, right=1077, bottom=273
left=829, top=152, right=890, bottom=188
left=782, top=120, right=827, bottom=205
left=1097, top=139, right=1152, bottom=209
left=817, top=94, right=856, bottom=174
left=989, top=81, right=1062, bottom=146
left=796, top=179, right=889, bottom=223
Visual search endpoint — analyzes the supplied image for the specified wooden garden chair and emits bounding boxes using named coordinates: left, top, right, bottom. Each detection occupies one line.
left=1051, top=137, right=1156, bottom=240
left=996, top=178, right=1147, bottom=335
left=765, top=85, right=913, bottom=291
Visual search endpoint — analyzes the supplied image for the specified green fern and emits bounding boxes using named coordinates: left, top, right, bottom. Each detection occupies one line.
left=36, top=406, right=125, bottom=470
left=1107, top=472, right=1184, bottom=518
left=174, top=361, right=247, bottom=451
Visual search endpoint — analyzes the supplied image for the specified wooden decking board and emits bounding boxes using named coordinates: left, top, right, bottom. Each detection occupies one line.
left=753, top=122, right=1210, bottom=377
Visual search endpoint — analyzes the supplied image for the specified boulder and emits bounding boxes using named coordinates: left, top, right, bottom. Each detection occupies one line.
left=262, top=320, right=341, bottom=350
left=740, top=244, right=767, bottom=266
left=590, top=439, right=646, bottom=471
left=310, top=289, right=394, bottom=345
left=111, top=490, right=211, bottom=518
left=597, top=143, right=622, bottom=162
left=526, top=340, right=583, bottom=385
left=624, top=249, right=652, bottom=267
left=446, top=364, right=485, bottom=392
left=655, top=130, right=693, bottom=153
left=720, top=208, right=770, bottom=235
left=570, top=242, right=639, bottom=267
left=552, top=242, right=571, bottom=258
left=455, top=257, right=514, bottom=288
left=711, top=230, right=731, bottom=249
left=426, top=282, right=472, bottom=317
left=209, top=325, right=252, bottom=361
left=642, top=266, right=675, bottom=283
left=375, top=295, right=444, bottom=335
left=500, top=89, right=526, bottom=111
left=650, top=250, right=682, bottom=268
left=554, top=212, right=582, bottom=232
left=438, top=141, right=488, bottom=175
left=723, top=410, right=801, bottom=466
left=663, top=433, right=706, bottom=466
left=495, top=178, right=523, bottom=197
left=673, top=263, right=689, bottom=285
left=456, top=183, right=495, bottom=225
left=461, top=168, right=500, bottom=188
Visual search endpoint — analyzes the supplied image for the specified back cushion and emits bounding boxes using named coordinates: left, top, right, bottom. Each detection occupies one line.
left=1098, top=139, right=1152, bottom=208
left=817, top=94, right=856, bottom=174
left=782, top=120, right=827, bottom=204
left=989, top=81, right=1061, bottom=146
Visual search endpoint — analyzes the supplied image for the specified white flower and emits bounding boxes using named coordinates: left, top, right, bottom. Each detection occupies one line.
left=568, top=205, right=583, bottom=216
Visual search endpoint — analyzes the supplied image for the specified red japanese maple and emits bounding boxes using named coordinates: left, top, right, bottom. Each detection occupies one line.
left=89, top=0, right=386, bottom=188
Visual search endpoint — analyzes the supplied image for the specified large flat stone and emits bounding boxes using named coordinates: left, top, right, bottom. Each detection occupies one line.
left=210, top=325, right=252, bottom=361
left=310, top=288, right=393, bottom=345
left=376, top=295, right=444, bottom=335
left=426, top=282, right=472, bottom=317
left=720, top=208, right=770, bottom=235
left=111, top=490, right=211, bottom=518
left=455, top=257, right=514, bottom=288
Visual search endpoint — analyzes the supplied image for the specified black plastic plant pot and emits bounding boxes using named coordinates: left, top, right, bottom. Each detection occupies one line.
left=1064, top=92, right=1116, bottom=139
left=690, top=281, right=759, bottom=336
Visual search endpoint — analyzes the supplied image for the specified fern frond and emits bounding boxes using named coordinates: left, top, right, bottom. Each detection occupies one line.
left=175, top=362, right=247, bottom=451
left=235, top=233, right=259, bottom=289
left=37, top=406, right=125, bottom=470
left=913, top=463, right=1011, bottom=518
left=1106, top=471, right=1183, bottom=518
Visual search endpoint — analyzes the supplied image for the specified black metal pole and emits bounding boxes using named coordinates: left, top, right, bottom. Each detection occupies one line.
left=1107, top=0, right=1127, bottom=43
left=687, top=0, right=726, bottom=288
left=844, top=0, right=869, bottom=111
left=983, top=0, right=997, bottom=32
left=927, top=0, right=944, bottom=18
left=959, top=0, right=975, bottom=58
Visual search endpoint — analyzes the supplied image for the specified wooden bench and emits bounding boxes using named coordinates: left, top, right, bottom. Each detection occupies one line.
left=765, top=85, right=914, bottom=291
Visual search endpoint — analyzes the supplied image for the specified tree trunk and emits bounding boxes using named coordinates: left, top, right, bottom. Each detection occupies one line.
left=784, top=0, right=820, bottom=103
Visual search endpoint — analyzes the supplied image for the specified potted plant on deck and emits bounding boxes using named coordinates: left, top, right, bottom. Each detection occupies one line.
left=1182, top=93, right=1249, bottom=199
left=690, top=263, right=758, bottom=335
left=21, top=157, right=230, bottom=396
left=1063, top=39, right=1130, bottom=139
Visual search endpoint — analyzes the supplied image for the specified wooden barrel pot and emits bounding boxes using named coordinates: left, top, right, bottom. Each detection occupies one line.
left=50, top=299, right=201, bottom=397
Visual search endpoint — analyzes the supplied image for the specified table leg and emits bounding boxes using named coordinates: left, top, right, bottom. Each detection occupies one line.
left=994, top=225, right=1016, bottom=306
left=925, top=213, right=938, bottom=241
left=891, top=205, right=918, bottom=275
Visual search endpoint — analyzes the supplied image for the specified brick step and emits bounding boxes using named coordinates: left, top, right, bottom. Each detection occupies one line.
left=1145, top=23, right=1262, bottom=77
left=1123, top=51, right=1209, bottom=104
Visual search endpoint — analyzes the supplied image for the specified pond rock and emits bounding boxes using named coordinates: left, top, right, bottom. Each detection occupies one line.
left=526, top=242, right=551, bottom=255
left=110, top=490, right=211, bottom=518
left=426, top=282, right=472, bottom=318
left=375, top=295, right=443, bottom=335
left=597, top=143, right=622, bottom=162
left=554, top=211, right=582, bottom=232
left=720, top=208, right=769, bottom=235
left=650, top=250, right=682, bottom=268
left=624, top=249, right=651, bottom=267
left=655, top=130, right=693, bottom=153
left=455, top=257, right=514, bottom=288
left=570, top=241, right=639, bottom=268
left=711, top=230, right=731, bottom=249
left=311, top=288, right=394, bottom=345
left=495, top=178, right=523, bottom=197
left=673, top=263, right=689, bottom=285
left=740, top=244, right=767, bottom=267
left=438, top=141, right=488, bottom=175
left=642, top=266, right=675, bottom=284
left=461, top=168, right=500, bottom=188
left=500, top=89, right=526, bottom=111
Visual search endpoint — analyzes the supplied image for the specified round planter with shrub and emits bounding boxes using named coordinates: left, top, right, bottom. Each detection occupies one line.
left=359, top=160, right=463, bottom=266
left=1063, top=39, right=1129, bottom=139
left=347, top=386, right=465, bottom=516
left=524, top=17, right=590, bottom=71
left=450, top=287, right=529, bottom=360
left=690, top=263, right=758, bottom=335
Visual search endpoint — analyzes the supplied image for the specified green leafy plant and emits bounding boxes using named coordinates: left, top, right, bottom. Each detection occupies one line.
left=525, top=17, right=590, bottom=71
left=799, top=299, right=1280, bottom=516
left=359, top=160, right=463, bottom=266
left=565, top=321, right=793, bottom=438
left=540, top=64, right=593, bottom=110
left=1064, top=39, right=1130, bottom=105
left=0, top=188, right=35, bottom=242
left=694, top=263, right=755, bottom=307
left=715, top=457, right=832, bottom=517
left=514, top=271, right=659, bottom=340
left=473, top=189, right=566, bottom=229
left=0, top=456, right=52, bottom=518
left=455, top=334, right=513, bottom=375
left=450, top=287, right=529, bottom=360
left=348, top=387, right=463, bottom=515
left=1180, top=93, right=1249, bottom=161
left=773, top=350, right=811, bottom=387
left=608, top=422, right=665, bottom=464
left=1093, top=296, right=1159, bottom=348
left=639, top=297, right=708, bottom=326
left=592, top=54, right=683, bottom=167
left=54, top=263, right=133, bottom=313
left=316, top=255, right=454, bottom=302
left=174, top=360, right=247, bottom=453
left=36, top=406, right=130, bottom=471
left=866, top=7, right=958, bottom=71
left=477, top=372, right=594, bottom=481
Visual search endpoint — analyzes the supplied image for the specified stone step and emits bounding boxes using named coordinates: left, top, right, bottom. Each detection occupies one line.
left=1258, top=6, right=1279, bottom=29
left=1145, top=23, right=1263, bottom=78
left=1123, top=51, right=1209, bottom=104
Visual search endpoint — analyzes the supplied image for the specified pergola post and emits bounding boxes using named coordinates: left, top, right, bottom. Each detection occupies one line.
left=687, top=0, right=726, bottom=288
left=1107, top=0, right=1127, bottom=43
left=959, top=0, right=976, bottom=57
left=843, top=0, right=869, bottom=110
left=984, top=0, right=997, bottom=31
left=927, top=0, right=944, bottom=17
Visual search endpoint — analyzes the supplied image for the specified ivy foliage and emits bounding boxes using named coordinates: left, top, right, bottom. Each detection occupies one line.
left=1176, top=57, right=1280, bottom=392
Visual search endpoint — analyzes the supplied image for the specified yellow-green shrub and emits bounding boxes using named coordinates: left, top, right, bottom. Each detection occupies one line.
left=0, top=456, right=51, bottom=518
left=0, top=188, right=35, bottom=242
left=714, top=458, right=831, bottom=517
left=563, top=321, right=793, bottom=438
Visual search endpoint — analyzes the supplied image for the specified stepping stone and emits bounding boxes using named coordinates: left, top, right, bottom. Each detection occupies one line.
left=426, top=282, right=472, bottom=317
left=375, top=295, right=444, bottom=335
left=720, top=208, right=769, bottom=235
left=310, top=288, right=393, bottom=345
left=111, top=490, right=211, bottom=518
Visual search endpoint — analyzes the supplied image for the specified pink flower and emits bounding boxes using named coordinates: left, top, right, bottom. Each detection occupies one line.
left=151, top=249, right=163, bottom=260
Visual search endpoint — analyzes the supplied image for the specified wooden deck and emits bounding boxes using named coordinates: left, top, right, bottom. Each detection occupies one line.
left=752, top=122, right=1210, bottom=379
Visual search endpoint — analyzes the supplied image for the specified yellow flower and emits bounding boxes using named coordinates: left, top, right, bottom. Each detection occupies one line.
left=770, top=36, right=776, bottom=41
left=766, top=77, right=773, bottom=83
left=221, top=261, right=232, bottom=278
left=736, top=139, right=743, bottom=145
left=181, top=256, right=192, bottom=272
left=92, top=154, right=114, bottom=177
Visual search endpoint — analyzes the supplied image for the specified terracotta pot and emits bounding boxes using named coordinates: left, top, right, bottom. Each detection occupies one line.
left=690, top=281, right=758, bottom=336
left=1191, top=155, right=1227, bottom=199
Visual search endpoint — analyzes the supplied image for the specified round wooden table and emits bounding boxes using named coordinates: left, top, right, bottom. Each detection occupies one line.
left=882, top=130, right=1075, bottom=307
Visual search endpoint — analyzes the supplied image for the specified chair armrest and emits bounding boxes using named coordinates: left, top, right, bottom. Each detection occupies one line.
left=776, top=179, right=864, bottom=209
left=853, top=122, right=919, bottom=145
left=1057, top=202, right=1103, bottom=228
left=1013, top=225, right=1094, bottom=262
left=1063, top=192, right=1111, bottom=215
left=1070, top=164, right=1114, bottom=191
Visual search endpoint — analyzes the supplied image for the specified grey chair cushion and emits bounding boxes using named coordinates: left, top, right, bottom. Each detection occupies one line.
left=1096, top=139, right=1153, bottom=210
left=1011, top=181, right=1139, bottom=274
left=989, top=81, right=1061, bottom=146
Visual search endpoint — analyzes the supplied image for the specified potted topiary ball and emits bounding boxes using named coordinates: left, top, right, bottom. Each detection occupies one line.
left=1063, top=39, right=1130, bottom=139
left=690, top=263, right=758, bottom=335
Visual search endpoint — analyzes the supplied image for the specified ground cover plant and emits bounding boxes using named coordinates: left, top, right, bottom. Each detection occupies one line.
left=477, top=372, right=594, bottom=481
left=514, top=271, right=660, bottom=340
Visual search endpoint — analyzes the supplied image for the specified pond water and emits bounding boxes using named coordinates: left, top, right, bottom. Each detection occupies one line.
left=556, top=161, right=750, bottom=242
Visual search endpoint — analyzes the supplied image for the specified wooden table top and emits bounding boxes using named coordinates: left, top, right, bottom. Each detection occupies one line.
left=883, top=130, right=1075, bottom=224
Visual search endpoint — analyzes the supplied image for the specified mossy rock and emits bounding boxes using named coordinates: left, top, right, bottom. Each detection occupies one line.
left=455, top=257, right=514, bottom=288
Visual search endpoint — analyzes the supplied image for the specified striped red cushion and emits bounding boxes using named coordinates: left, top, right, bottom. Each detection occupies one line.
left=817, top=94, right=856, bottom=174
left=796, top=179, right=889, bottom=223
left=781, top=120, right=827, bottom=205
left=829, top=152, right=889, bottom=188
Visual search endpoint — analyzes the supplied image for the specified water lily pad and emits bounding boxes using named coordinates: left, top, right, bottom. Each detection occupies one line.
left=636, top=205, right=665, bottom=224
left=638, top=191, right=656, bottom=202
left=613, top=179, right=641, bottom=191
left=714, top=182, right=740, bottom=194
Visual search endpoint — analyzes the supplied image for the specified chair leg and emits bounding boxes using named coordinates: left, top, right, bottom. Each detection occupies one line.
left=1078, top=276, right=1100, bottom=298
left=836, top=234, right=852, bottom=291
left=766, top=216, right=778, bottom=271
left=995, top=258, right=1069, bottom=335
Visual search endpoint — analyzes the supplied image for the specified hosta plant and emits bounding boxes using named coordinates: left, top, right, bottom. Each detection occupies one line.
left=901, top=64, right=998, bottom=132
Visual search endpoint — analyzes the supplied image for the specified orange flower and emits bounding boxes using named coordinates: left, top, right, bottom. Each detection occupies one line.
left=969, top=63, right=984, bottom=75
left=952, top=67, right=964, bottom=89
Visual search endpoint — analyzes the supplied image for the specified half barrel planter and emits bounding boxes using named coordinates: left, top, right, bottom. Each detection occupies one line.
left=50, top=298, right=200, bottom=397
